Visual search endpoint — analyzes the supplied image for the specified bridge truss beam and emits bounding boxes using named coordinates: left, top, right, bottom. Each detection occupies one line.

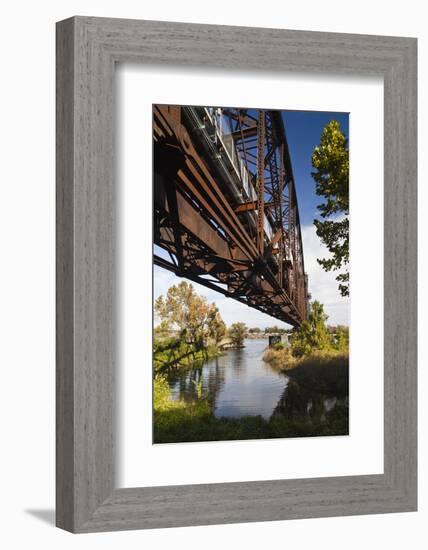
left=153, top=105, right=308, bottom=327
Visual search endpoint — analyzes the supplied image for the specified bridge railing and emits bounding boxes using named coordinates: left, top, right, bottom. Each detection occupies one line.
left=204, top=107, right=274, bottom=242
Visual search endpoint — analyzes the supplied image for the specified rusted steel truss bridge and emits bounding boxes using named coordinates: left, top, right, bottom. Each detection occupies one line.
left=153, top=105, right=309, bottom=327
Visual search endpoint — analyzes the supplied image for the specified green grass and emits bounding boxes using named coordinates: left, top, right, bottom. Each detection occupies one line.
left=153, top=374, right=348, bottom=444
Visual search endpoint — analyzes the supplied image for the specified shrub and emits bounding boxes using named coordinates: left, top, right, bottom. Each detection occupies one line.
left=262, top=346, right=295, bottom=369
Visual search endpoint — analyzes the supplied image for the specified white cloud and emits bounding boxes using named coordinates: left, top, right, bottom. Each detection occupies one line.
left=153, top=267, right=176, bottom=300
left=153, top=225, right=349, bottom=328
left=301, top=223, right=350, bottom=326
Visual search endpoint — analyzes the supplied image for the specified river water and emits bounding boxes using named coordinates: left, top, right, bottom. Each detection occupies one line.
left=166, top=339, right=345, bottom=421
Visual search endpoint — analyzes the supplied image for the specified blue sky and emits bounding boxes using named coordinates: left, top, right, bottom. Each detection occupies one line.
left=154, top=109, right=350, bottom=329
left=283, top=110, right=349, bottom=226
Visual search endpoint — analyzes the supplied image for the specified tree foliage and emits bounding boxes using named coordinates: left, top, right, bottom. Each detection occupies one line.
left=155, top=281, right=225, bottom=347
left=312, top=120, right=349, bottom=296
left=332, top=325, right=349, bottom=353
left=207, top=306, right=226, bottom=344
left=228, top=322, right=247, bottom=348
left=290, top=301, right=333, bottom=357
left=264, top=325, right=287, bottom=334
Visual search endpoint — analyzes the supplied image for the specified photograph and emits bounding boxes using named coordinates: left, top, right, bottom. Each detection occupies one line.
left=0, top=1, right=419, bottom=543
left=153, top=104, right=350, bottom=444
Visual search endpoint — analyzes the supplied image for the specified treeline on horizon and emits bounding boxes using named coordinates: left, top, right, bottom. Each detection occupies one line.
left=247, top=324, right=349, bottom=335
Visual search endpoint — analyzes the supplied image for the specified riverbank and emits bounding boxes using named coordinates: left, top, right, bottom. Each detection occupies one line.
left=153, top=371, right=348, bottom=444
left=262, top=348, right=349, bottom=397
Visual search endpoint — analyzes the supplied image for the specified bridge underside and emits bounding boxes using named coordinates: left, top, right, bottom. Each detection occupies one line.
left=153, top=105, right=308, bottom=327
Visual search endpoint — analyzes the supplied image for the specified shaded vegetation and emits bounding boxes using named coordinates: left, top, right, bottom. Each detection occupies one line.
left=263, top=349, right=348, bottom=397
left=154, top=337, right=220, bottom=373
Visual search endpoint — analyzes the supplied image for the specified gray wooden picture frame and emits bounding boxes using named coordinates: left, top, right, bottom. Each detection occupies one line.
left=56, top=16, right=417, bottom=533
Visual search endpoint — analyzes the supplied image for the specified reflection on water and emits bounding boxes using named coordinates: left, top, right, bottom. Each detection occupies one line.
left=166, top=339, right=346, bottom=422
left=272, top=379, right=348, bottom=423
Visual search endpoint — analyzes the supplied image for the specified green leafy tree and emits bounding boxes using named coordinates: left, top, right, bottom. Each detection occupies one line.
left=290, top=301, right=332, bottom=357
left=264, top=325, right=286, bottom=334
left=332, top=325, right=349, bottom=352
left=228, top=322, right=247, bottom=348
left=207, top=306, right=227, bottom=344
left=312, top=120, right=349, bottom=296
left=155, top=282, right=224, bottom=348
left=154, top=320, right=170, bottom=339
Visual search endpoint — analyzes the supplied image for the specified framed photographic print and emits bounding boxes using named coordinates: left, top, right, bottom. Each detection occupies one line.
left=56, top=16, right=417, bottom=532
left=150, top=103, right=351, bottom=446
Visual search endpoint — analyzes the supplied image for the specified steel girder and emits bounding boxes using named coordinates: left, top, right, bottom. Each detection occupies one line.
left=153, top=105, right=308, bottom=326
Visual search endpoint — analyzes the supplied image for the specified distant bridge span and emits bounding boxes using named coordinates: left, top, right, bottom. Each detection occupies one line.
left=153, top=105, right=309, bottom=327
